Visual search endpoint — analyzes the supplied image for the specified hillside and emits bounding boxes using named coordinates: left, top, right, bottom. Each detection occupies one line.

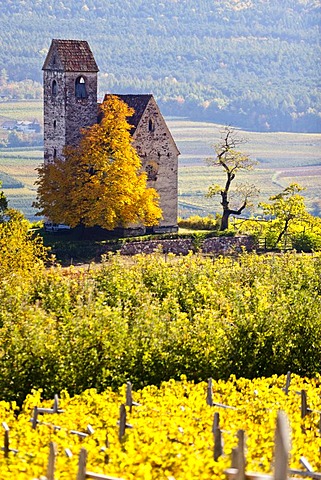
left=0, top=0, right=320, bottom=131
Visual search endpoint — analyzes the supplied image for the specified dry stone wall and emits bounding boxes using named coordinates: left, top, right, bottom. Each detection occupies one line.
left=119, top=236, right=255, bottom=256
left=202, top=236, right=255, bottom=254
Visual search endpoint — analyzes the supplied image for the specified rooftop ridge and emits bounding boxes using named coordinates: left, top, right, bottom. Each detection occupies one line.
left=43, top=39, right=99, bottom=72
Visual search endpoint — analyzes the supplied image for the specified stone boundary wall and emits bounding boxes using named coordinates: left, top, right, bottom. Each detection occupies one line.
left=119, top=236, right=255, bottom=256
left=202, top=236, right=255, bottom=254
left=120, top=238, right=194, bottom=256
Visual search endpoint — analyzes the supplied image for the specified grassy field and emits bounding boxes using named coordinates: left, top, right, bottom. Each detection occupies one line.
left=0, top=101, right=321, bottom=221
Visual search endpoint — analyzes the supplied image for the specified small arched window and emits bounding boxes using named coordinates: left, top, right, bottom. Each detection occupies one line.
left=53, top=120, right=57, bottom=129
left=53, top=148, right=57, bottom=159
left=75, top=76, right=87, bottom=99
left=148, top=119, right=155, bottom=132
left=52, top=80, right=57, bottom=96
left=146, top=161, right=158, bottom=181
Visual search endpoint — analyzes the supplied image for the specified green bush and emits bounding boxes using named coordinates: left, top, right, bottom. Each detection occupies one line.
left=291, top=231, right=321, bottom=252
left=178, top=215, right=219, bottom=230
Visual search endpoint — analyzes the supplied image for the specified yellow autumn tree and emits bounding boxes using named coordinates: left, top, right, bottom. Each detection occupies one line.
left=34, top=95, right=162, bottom=229
left=0, top=208, right=48, bottom=282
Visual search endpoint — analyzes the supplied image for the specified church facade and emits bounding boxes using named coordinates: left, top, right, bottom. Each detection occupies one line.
left=42, top=39, right=179, bottom=233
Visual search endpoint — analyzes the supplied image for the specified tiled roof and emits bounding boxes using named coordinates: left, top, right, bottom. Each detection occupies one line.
left=103, top=94, right=153, bottom=130
left=43, top=39, right=99, bottom=72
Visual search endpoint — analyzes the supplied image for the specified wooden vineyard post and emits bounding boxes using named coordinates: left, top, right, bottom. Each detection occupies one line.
left=53, top=394, right=59, bottom=413
left=225, top=430, right=245, bottom=480
left=118, top=404, right=133, bottom=443
left=207, top=378, right=213, bottom=406
left=119, top=404, right=126, bottom=442
left=213, top=411, right=220, bottom=431
left=231, top=447, right=238, bottom=469
left=236, top=430, right=245, bottom=480
left=213, top=426, right=223, bottom=461
left=284, top=371, right=291, bottom=395
left=76, top=446, right=126, bottom=480
left=126, top=382, right=133, bottom=414
left=104, top=432, right=109, bottom=465
left=2, top=422, right=18, bottom=457
left=77, top=448, right=87, bottom=480
left=213, top=412, right=223, bottom=461
left=301, top=390, right=308, bottom=419
left=47, top=442, right=58, bottom=480
left=274, top=410, right=290, bottom=480
left=3, top=422, right=9, bottom=459
left=32, top=406, right=39, bottom=429
left=125, top=381, right=140, bottom=413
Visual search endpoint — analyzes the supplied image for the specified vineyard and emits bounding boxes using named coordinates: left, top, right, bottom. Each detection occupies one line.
left=2, top=251, right=321, bottom=403
left=2, top=248, right=321, bottom=478
left=1, top=375, right=321, bottom=479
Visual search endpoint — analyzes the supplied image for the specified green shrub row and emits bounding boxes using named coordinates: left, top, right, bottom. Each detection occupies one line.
left=178, top=214, right=219, bottom=231
left=1, top=251, right=321, bottom=405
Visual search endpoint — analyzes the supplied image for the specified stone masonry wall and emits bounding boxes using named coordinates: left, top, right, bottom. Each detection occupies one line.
left=43, top=61, right=98, bottom=162
left=119, top=236, right=255, bottom=256
left=202, top=236, right=255, bottom=254
left=133, top=97, right=179, bottom=228
left=43, top=70, right=66, bottom=162
left=65, top=71, right=98, bottom=148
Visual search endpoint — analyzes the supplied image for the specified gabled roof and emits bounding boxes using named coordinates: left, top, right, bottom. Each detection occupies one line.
left=103, top=94, right=152, bottom=131
left=103, top=93, right=180, bottom=155
left=42, top=39, right=99, bottom=72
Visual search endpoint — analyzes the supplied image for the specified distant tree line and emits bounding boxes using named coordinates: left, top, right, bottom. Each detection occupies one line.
left=0, top=0, right=320, bottom=132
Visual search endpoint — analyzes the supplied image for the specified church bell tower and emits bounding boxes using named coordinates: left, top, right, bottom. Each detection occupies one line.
left=42, top=39, right=99, bottom=162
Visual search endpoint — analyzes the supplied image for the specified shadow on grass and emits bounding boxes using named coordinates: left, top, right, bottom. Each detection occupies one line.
left=38, top=226, right=124, bottom=266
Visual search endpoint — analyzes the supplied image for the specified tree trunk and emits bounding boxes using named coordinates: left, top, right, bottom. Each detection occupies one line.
left=220, top=203, right=247, bottom=231
left=272, top=219, right=289, bottom=249
left=220, top=210, right=230, bottom=231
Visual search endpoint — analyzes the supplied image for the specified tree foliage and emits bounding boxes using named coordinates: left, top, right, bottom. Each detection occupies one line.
left=0, top=206, right=47, bottom=283
left=207, top=127, right=258, bottom=230
left=259, top=183, right=310, bottom=248
left=236, top=182, right=321, bottom=251
left=34, top=95, right=162, bottom=230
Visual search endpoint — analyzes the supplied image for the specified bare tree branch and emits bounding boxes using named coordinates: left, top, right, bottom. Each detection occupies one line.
left=206, top=127, right=258, bottom=231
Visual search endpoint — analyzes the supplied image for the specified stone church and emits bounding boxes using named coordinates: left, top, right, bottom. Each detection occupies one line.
left=42, top=39, right=179, bottom=233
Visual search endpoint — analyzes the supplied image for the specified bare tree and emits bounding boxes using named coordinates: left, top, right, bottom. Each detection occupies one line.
left=207, top=127, right=258, bottom=231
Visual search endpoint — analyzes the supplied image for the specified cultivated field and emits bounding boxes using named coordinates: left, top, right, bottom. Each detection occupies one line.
left=168, top=118, right=321, bottom=217
left=0, top=101, right=43, bottom=218
left=0, top=99, right=42, bottom=122
left=1, top=375, right=320, bottom=480
left=0, top=146, right=43, bottom=219
left=0, top=101, right=321, bottom=221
